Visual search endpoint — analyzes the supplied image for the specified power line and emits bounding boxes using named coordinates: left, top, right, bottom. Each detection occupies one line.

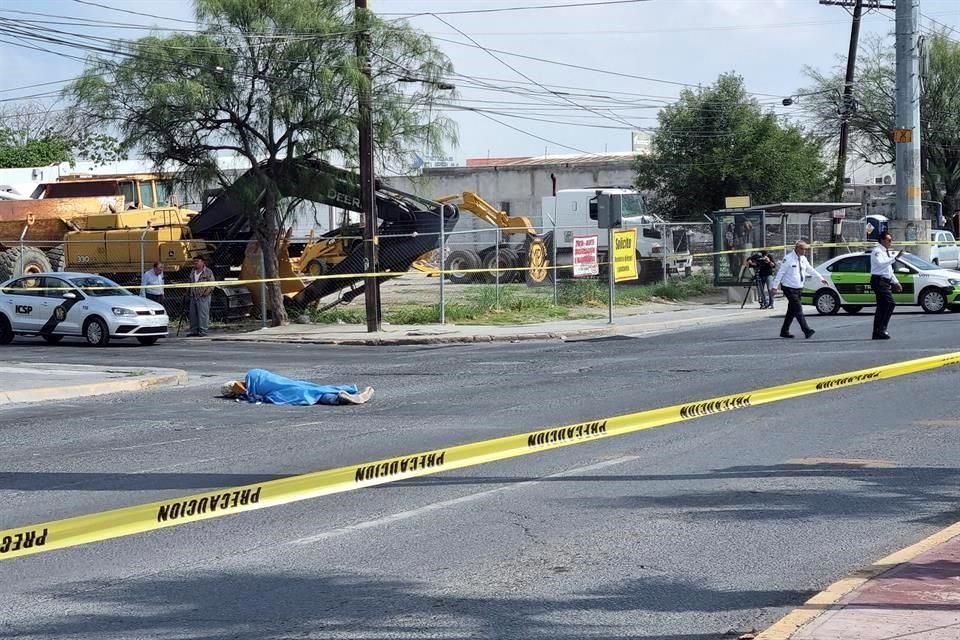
left=383, top=0, right=652, bottom=18
left=428, top=34, right=787, bottom=98
left=70, top=0, right=198, bottom=25
left=428, top=14, right=639, bottom=130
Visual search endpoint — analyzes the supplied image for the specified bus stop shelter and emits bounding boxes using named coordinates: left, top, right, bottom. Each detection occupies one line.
left=708, top=202, right=863, bottom=287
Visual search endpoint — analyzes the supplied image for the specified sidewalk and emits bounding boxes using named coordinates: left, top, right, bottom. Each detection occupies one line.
left=758, top=522, right=960, bottom=639
left=0, top=363, right=187, bottom=406
left=212, top=301, right=775, bottom=346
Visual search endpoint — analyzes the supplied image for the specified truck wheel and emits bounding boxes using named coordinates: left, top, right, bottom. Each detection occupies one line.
left=637, top=258, right=659, bottom=284
left=305, top=259, right=327, bottom=277
left=46, top=244, right=65, bottom=271
left=445, top=250, right=480, bottom=284
left=482, top=248, right=520, bottom=284
left=0, top=246, right=53, bottom=281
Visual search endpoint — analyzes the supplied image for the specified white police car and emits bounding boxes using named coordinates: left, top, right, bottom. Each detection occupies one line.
left=0, top=272, right=168, bottom=346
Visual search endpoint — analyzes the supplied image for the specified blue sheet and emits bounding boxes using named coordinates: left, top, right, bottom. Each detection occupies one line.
left=241, top=368, right=361, bottom=406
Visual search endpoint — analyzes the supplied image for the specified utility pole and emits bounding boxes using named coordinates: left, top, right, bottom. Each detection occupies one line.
left=832, top=0, right=863, bottom=203
left=819, top=0, right=865, bottom=258
left=894, top=0, right=928, bottom=257
left=356, top=0, right=381, bottom=332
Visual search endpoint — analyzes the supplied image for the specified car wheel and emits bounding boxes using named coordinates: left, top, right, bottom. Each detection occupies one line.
left=919, top=287, right=947, bottom=313
left=0, top=314, right=13, bottom=345
left=42, top=334, right=63, bottom=344
left=841, top=305, right=863, bottom=314
left=137, top=336, right=159, bottom=346
left=813, top=289, right=841, bottom=315
left=83, top=317, right=111, bottom=347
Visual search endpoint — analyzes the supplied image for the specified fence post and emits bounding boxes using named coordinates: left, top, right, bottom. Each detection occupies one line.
left=552, top=214, right=558, bottom=305
left=607, top=226, right=615, bottom=324
left=662, top=223, right=668, bottom=283
left=439, top=204, right=446, bottom=325
left=19, top=223, right=27, bottom=276
left=139, top=229, right=148, bottom=294
left=495, top=226, right=501, bottom=309
left=259, top=244, right=267, bottom=329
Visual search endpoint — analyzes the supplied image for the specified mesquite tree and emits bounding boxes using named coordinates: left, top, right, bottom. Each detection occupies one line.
left=70, top=0, right=456, bottom=324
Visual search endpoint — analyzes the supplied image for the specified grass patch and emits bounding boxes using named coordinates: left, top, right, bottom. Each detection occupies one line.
left=308, top=285, right=569, bottom=325
left=557, top=273, right=713, bottom=306
left=305, top=275, right=714, bottom=326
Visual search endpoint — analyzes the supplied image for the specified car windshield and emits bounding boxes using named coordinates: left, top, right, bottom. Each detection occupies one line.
left=619, top=194, right=646, bottom=218
left=898, top=253, right=938, bottom=271
left=68, top=276, right=131, bottom=297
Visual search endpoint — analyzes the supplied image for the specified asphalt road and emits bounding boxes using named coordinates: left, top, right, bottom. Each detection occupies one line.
left=2, top=308, right=960, bottom=639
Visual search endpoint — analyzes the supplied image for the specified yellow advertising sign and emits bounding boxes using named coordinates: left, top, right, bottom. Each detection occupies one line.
left=612, top=228, right=638, bottom=282
left=724, top=195, right=751, bottom=209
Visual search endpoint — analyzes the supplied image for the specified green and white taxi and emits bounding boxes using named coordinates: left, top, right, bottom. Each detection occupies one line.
left=801, top=251, right=960, bottom=314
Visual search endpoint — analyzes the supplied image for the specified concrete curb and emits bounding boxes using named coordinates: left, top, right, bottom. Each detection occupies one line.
left=755, top=519, right=960, bottom=640
left=0, top=365, right=188, bottom=406
left=211, top=326, right=616, bottom=346
left=210, top=309, right=772, bottom=346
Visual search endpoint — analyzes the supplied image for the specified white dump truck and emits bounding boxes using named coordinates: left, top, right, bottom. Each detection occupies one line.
left=540, top=188, right=693, bottom=282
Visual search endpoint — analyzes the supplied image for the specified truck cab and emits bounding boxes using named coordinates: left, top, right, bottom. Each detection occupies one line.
left=541, top=188, right=692, bottom=280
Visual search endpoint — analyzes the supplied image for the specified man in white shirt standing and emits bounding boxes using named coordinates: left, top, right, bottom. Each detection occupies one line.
left=870, top=231, right=903, bottom=340
left=140, top=262, right=165, bottom=307
left=771, top=240, right=828, bottom=339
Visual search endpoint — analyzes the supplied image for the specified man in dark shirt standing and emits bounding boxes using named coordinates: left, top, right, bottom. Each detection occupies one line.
left=747, top=251, right=776, bottom=309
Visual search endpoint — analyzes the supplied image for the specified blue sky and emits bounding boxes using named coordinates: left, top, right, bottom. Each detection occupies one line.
left=2, top=0, right=959, bottom=163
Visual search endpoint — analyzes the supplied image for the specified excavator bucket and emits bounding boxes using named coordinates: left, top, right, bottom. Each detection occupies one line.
left=410, top=249, right=441, bottom=276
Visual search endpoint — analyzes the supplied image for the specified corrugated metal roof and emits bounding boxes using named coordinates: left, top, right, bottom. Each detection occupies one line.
left=461, top=152, right=641, bottom=168
left=713, top=202, right=863, bottom=216
left=499, top=152, right=641, bottom=166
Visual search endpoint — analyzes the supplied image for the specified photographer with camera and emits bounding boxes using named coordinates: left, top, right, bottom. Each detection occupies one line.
left=745, top=250, right=776, bottom=309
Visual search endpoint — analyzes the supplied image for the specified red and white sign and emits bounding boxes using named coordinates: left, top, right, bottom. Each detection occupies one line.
left=573, top=235, right=599, bottom=277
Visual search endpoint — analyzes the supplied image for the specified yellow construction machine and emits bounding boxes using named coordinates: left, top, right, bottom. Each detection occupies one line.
left=297, top=190, right=550, bottom=286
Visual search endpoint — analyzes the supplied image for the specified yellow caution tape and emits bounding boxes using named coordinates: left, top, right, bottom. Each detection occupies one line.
left=2, top=351, right=958, bottom=561
left=11, top=236, right=945, bottom=293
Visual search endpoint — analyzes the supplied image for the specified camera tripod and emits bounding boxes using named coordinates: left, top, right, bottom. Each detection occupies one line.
left=740, top=272, right=771, bottom=309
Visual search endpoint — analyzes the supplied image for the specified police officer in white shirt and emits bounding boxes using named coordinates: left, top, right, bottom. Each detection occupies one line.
left=141, top=262, right=165, bottom=307
left=771, top=240, right=828, bottom=339
left=870, top=231, right=903, bottom=340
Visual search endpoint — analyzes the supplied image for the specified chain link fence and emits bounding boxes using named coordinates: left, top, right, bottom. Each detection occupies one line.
left=3, top=216, right=872, bottom=332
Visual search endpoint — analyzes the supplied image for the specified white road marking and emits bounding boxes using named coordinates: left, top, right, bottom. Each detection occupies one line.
left=291, top=455, right=641, bottom=545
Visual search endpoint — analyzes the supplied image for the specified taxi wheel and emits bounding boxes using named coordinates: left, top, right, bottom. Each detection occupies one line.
left=841, top=305, right=863, bottom=314
left=813, top=289, right=840, bottom=315
left=919, top=287, right=947, bottom=313
left=83, top=317, right=111, bottom=347
left=0, top=315, right=13, bottom=345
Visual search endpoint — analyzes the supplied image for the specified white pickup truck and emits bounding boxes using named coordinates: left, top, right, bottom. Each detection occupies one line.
left=929, top=229, right=960, bottom=270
